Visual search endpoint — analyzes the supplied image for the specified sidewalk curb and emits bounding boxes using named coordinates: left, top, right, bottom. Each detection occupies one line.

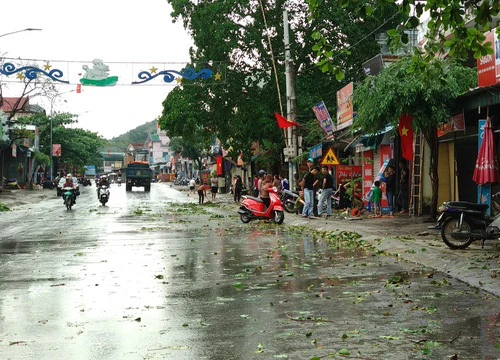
left=206, top=188, right=500, bottom=297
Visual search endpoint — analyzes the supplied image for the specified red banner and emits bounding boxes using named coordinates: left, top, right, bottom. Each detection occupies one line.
left=398, top=115, right=414, bottom=161
left=216, top=156, right=223, bottom=176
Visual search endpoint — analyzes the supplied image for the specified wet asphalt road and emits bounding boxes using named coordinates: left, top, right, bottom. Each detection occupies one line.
left=0, top=183, right=499, bottom=359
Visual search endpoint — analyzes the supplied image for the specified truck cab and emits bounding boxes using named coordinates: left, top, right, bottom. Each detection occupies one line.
left=125, top=161, right=152, bottom=192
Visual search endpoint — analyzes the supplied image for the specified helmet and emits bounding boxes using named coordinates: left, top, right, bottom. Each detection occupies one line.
left=102, top=175, right=108, bottom=180
left=258, top=170, right=266, bottom=176
left=307, top=158, right=314, bottom=163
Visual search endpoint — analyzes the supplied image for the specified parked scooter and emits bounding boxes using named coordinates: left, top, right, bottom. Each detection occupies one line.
left=238, top=187, right=285, bottom=224
left=439, top=192, right=500, bottom=249
left=280, top=189, right=299, bottom=213
left=62, top=187, right=75, bottom=211
left=98, top=185, right=110, bottom=206
left=41, top=179, right=55, bottom=189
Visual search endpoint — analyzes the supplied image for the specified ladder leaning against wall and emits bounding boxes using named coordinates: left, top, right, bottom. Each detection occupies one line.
left=410, top=132, right=424, bottom=216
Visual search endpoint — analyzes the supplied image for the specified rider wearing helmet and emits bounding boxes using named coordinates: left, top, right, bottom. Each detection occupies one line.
left=97, top=175, right=110, bottom=198
left=62, top=174, right=76, bottom=204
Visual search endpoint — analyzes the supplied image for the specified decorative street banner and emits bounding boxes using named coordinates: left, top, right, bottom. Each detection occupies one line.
left=0, top=57, right=221, bottom=86
left=312, top=101, right=335, bottom=139
left=52, top=144, right=61, bottom=157
left=336, top=82, right=354, bottom=130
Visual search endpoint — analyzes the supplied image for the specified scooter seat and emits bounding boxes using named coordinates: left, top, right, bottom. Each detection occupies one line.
left=447, top=201, right=489, bottom=211
left=245, top=196, right=264, bottom=203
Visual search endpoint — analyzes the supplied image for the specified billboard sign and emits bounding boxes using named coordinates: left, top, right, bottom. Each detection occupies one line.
left=478, top=30, right=498, bottom=87
left=336, top=82, right=354, bottom=130
left=312, top=101, right=335, bottom=138
left=84, top=165, right=97, bottom=176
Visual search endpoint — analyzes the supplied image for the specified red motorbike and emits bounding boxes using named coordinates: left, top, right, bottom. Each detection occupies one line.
left=238, top=187, right=285, bottom=224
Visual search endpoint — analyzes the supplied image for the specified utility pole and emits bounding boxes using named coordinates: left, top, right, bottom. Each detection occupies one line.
left=283, top=10, right=299, bottom=190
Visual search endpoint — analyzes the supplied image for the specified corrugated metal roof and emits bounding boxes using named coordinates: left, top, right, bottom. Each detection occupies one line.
left=455, top=84, right=500, bottom=112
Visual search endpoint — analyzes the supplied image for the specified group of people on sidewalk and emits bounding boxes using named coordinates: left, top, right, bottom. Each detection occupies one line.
left=299, top=158, right=410, bottom=219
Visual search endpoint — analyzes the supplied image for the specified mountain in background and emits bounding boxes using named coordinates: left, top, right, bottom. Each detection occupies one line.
left=106, top=120, right=158, bottom=151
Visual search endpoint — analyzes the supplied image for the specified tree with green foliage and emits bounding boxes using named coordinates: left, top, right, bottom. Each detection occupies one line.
left=163, top=0, right=402, bottom=170
left=18, top=112, right=106, bottom=177
left=308, top=0, right=500, bottom=77
left=354, top=57, right=476, bottom=219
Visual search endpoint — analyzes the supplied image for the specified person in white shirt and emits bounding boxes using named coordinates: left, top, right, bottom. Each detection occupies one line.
left=188, top=178, right=196, bottom=196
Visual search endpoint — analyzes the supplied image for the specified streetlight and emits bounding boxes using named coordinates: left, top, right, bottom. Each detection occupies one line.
left=0, top=28, right=42, bottom=38
left=49, top=89, right=75, bottom=181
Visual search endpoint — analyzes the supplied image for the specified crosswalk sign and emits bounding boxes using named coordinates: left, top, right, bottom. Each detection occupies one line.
left=320, top=148, right=340, bottom=165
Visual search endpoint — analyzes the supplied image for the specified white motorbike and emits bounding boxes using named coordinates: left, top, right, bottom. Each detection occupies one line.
left=98, top=185, right=110, bottom=206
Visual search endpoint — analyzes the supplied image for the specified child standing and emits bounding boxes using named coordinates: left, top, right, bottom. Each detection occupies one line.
left=370, top=181, right=382, bottom=217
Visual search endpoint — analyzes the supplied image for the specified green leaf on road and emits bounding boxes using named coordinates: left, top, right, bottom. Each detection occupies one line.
left=338, top=348, right=350, bottom=355
left=233, top=282, right=244, bottom=290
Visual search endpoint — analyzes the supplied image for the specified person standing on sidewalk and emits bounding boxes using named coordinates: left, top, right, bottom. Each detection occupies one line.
left=370, top=180, right=382, bottom=217
left=188, top=178, right=196, bottom=196
left=317, top=165, right=334, bottom=218
left=301, top=166, right=319, bottom=219
left=210, top=176, right=218, bottom=201
left=383, top=165, right=396, bottom=216
left=397, top=160, right=409, bottom=213
left=233, top=175, right=242, bottom=203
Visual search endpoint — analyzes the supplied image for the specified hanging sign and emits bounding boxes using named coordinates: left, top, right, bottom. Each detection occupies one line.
left=52, top=144, right=61, bottom=157
left=320, top=148, right=340, bottom=166
left=336, top=82, right=354, bottom=130
left=312, top=101, right=335, bottom=139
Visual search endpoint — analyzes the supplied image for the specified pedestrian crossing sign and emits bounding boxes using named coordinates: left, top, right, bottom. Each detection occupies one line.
left=320, top=148, right=340, bottom=165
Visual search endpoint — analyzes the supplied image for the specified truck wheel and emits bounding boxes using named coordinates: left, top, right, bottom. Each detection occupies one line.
left=145, top=184, right=151, bottom=192
left=126, top=184, right=132, bottom=191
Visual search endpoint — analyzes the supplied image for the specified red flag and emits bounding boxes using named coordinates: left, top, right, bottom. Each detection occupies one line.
left=398, top=115, right=414, bottom=161
left=274, top=112, right=300, bottom=129
left=216, top=156, right=223, bottom=176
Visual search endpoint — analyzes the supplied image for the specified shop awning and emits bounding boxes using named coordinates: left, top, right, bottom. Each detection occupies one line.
left=359, top=124, right=394, bottom=147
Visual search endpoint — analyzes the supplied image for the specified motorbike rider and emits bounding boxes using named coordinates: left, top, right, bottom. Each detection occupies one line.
left=97, top=175, right=110, bottom=199
left=62, top=174, right=76, bottom=204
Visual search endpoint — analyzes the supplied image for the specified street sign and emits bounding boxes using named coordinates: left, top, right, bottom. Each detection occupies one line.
left=320, top=148, right=339, bottom=165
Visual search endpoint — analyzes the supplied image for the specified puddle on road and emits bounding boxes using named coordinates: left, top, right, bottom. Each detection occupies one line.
left=0, top=222, right=498, bottom=360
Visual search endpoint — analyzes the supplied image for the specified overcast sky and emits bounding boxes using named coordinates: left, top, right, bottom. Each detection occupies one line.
left=0, top=0, right=193, bottom=139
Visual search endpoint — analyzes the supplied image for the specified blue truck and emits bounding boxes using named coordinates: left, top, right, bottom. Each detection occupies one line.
left=125, top=161, right=152, bottom=192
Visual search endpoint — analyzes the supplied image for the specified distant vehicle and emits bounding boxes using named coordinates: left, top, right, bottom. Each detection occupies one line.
left=125, top=161, right=152, bottom=192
